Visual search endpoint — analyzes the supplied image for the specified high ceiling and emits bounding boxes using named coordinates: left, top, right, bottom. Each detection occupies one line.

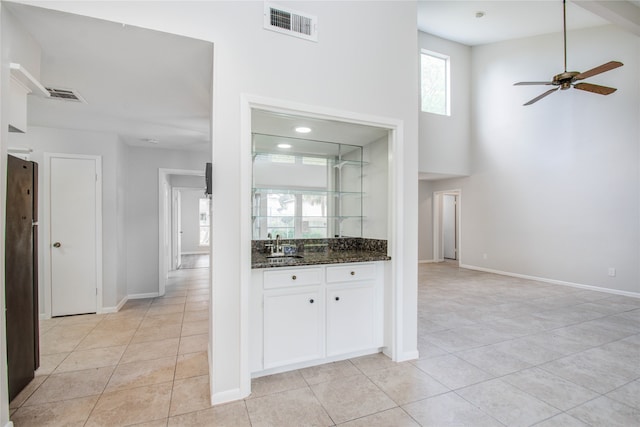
left=5, top=1, right=639, bottom=153
left=418, top=0, right=640, bottom=46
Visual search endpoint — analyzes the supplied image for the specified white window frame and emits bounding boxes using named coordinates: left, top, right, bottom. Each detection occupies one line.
left=420, top=49, right=451, bottom=116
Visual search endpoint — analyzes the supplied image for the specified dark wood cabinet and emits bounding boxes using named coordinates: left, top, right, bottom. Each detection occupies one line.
left=5, top=155, right=39, bottom=402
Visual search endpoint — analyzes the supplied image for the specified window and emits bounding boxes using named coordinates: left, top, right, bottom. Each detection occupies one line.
left=199, top=198, right=210, bottom=246
left=263, top=192, right=328, bottom=239
left=421, top=50, right=450, bottom=116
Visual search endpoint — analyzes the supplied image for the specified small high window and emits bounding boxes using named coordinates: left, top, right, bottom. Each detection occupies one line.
left=421, top=50, right=450, bottom=116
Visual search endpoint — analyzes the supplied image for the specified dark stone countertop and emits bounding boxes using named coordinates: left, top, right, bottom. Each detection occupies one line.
left=251, top=250, right=391, bottom=269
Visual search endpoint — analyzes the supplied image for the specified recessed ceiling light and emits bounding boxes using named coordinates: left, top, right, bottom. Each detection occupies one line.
left=277, top=143, right=292, bottom=149
left=294, top=126, right=312, bottom=134
left=475, top=11, right=485, bottom=18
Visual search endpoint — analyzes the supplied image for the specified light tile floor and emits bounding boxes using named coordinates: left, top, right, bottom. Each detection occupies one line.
left=10, top=261, right=640, bottom=426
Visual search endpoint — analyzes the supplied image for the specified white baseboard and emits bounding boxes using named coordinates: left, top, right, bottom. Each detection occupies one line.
left=396, top=350, right=420, bottom=362
left=39, top=313, right=50, bottom=320
left=211, top=387, right=244, bottom=405
left=418, top=259, right=437, bottom=264
left=128, top=292, right=160, bottom=300
left=101, top=296, right=129, bottom=313
left=182, top=251, right=209, bottom=255
left=460, top=264, right=640, bottom=299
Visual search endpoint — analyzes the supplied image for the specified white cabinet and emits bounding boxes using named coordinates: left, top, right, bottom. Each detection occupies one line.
left=326, top=282, right=377, bottom=356
left=9, top=77, right=29, bottom=133
left=326, top=263, right=377, bottom=283
left=264, top=267, right=322, bottom=289
left=263, top=286, right=324, bottom=369
left=8, top=63, right=49, bottom=133
left=252, top=262, right=385, bottom=375
left=325, top=263, right=383, bottom=356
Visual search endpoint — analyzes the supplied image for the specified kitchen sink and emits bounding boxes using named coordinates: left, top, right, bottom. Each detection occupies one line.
left=266, top=255, right=304, bottom=260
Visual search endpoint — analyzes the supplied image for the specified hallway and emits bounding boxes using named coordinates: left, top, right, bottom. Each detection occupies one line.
left=9, top=268, right=210, bottom=426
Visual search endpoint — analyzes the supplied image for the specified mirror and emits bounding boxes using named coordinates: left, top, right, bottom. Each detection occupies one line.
left=252, top=133, right=364, bottom=239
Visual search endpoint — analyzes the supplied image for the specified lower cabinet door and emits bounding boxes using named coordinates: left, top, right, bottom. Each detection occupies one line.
left=263, top=287, right=324, bottom=369
left=326, top=283, right=376, bottom=357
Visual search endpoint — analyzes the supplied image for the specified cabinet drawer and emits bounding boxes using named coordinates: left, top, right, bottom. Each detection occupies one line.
left=264, top=267, right=323, bottom=289
left=326, top=263, right=376, bottom=283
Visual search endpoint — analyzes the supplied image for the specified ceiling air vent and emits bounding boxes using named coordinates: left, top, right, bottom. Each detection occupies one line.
left=264, top=2, right=318, bottom=42
left=45, top=87, right=87, bottom=104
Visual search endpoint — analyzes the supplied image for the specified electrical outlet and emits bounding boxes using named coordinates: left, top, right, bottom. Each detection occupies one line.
left=608, top=267, right=616, bottom=277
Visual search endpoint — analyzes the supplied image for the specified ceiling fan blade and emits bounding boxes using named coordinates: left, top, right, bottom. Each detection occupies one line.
left=523, top=87, right=559, bottom=106
left=514, top=81, right=554, bottom=86
left=573, top=82, right=617, bottom=95
left=574, top=61, right=623, bottom=81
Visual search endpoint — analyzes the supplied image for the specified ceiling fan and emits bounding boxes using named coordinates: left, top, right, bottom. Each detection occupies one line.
left=514, top=0, right=623, bottom=106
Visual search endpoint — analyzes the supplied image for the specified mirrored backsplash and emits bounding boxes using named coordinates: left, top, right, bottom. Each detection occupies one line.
left=252, top=134, right=365, bottom=240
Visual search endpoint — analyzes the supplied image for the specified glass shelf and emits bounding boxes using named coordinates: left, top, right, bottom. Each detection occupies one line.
left=252, top=136, right=364, bottom=239
left=253, top=152, right=368, bottom=168
left=252, top=188, right=363, bottom=197
left=252, top=215, right=364, bottom=221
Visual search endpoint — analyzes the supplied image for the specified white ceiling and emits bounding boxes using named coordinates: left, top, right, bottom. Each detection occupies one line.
left=417, top=1, right=639, bottom=46
left=6, top=1, right=638, bottom=153
left=7, top=3, right=213, bottom=151
left=252, top=110, right=389, bottom=150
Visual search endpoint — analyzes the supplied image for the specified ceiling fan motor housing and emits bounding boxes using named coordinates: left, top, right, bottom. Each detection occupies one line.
left=553, top=71, right=580, bottom=90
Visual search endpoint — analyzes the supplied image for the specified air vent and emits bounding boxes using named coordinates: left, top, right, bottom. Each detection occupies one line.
left=45, top=87, right=87, bottom=104
left=264, top=2, right=317, bottom=42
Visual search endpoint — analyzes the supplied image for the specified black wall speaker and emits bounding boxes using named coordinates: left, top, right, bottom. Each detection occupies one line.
left=205, top=162, right=212, bottom=195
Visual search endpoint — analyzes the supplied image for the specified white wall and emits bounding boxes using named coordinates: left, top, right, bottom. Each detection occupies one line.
left=7, top=126, right=125, bottom=310
left=363, top=137, right=389, bottom=240
left=115, top=137, right=128, bottom=305
left=418, top=179, right=434, bottom=261
left=428, top=25, right=639, bottom=296
left=7, top=0, right=420, bottom=405
left=124, top=146, right=208, bottom=295
left=171, top=174, right=204, bottom=189
left=179, top=188, right=206, bottom=254
left=418, top=31, right=471, bottom=176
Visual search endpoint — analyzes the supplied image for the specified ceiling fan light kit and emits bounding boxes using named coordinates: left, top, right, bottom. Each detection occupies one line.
left=514, top=0, right=623, bottom=106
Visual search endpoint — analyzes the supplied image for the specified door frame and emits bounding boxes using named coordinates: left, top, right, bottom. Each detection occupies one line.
left=433, top=189, right=461, bottom=263
left=171, top=188, right=181, bottom=270
left=43, top=153, right=103, bottom=318
left=158, top=168, right=205, bottom=296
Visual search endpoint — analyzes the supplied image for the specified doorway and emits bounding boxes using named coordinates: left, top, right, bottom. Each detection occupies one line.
left=433, top=189, right=461, bottom=263
left=172, top=187, right=211, bottom=270
left=46, top=153, right=102, bottom=316
left=158, top=169, right=207, bottom=296
left=443, top=194, right=457, bottom=260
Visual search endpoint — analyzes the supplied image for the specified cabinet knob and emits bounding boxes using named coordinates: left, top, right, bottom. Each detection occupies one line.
left=309, top=298, right=314, bottom=304
left=292, top=275, right=297, bottom=280
left=350, top=271, right=355, bottom=276
left=335, top=296, right=340, bottom=301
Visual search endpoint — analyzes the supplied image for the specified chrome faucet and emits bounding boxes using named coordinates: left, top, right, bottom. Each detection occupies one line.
left=275, top=234, right=281, bottom=254
left=266, top=233, right=274, bottom=254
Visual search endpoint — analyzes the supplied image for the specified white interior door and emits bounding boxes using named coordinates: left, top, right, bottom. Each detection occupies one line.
left=443, top=194, right=457, bottom=260
left=50, top=156, right=99, bottom=316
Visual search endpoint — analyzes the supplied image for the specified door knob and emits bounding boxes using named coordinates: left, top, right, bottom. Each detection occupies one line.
left=53, top=242, right=61, bottom=248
